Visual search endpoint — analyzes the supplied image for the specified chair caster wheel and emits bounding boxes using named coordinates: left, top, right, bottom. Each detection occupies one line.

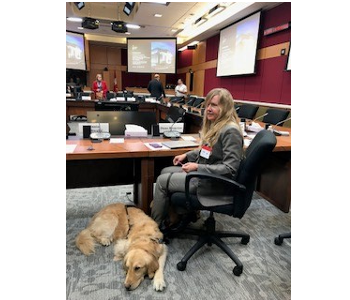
left=177, top=261, right=187, bottom=271
left=241, top=236, right=250, bottom=245
left=233, top=266, right=243, bottom=276
left=274, top=237, right=283, bottom=245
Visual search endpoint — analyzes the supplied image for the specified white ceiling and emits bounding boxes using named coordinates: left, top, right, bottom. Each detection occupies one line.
left=66, top=2, right=282, bottom=47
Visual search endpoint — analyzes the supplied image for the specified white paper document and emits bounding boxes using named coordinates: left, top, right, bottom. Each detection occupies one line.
left=66, top=144, right=77, bottom=153
left=110, top=138, right=124, bottom=144
left=181, top=136, right=197, bottom=141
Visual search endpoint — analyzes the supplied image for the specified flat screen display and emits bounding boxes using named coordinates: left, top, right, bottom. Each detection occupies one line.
left=127, top=38, right=177, bottom=74
left=217, top=11, right=261, bottom=76
left=66, top=31, right=86, bottom=71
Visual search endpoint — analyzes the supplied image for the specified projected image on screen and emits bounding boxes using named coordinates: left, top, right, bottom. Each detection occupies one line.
left=217, top=11, right=261, bottom=76
left=66, top=31, right=86, bottom=71
left=128, top=38, right=176, bottom=74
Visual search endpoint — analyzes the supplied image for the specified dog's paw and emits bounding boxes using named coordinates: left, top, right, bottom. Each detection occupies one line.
left=100, top=237, right=112, bottom=246
left=153, top=278, right=166, bottom=292
left=113, top=255, right=123, bottom=261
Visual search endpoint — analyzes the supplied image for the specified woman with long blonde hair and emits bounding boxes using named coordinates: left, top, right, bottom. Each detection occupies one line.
left=151, top=88, right=244, bottom=230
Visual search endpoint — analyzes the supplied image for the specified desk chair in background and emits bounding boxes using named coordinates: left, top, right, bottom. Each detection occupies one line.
left=262, top=108, right=290, bottom=125
left=164, top=105, right=186, bottom=123
left=169, top=130, right=277, bottom=276
left=170, top=96, right=185, bottom=105
left=238, top=104, right=259, bottom=120
left=274, top=232, right=291, bottom=245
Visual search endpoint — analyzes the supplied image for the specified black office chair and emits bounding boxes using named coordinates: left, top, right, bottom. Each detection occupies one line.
left=186, top=96, right=197, bottom=106
left=237, top=104, right=259, bottom=120
left=262, top=109, right=289, bottom=125
left=170, top=96, right=185, bottom=104
left=164, top=105, right=186, bottom=123
left=274, top=232, right=291, bottom=245
left=169, top=130, right=277, bottom=275
left=106, top=92, right=115, bottom=100
left=190, top=97, right=205, bottom=108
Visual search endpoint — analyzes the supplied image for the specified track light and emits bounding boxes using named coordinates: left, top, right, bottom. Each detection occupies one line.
left=123, top=2, right=135, bottom=16
left=74, top=2, right=85, bottom=10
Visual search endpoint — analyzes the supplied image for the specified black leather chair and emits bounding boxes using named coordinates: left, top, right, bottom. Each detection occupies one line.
left=237, top=104, right=259, bottom=120
left=274, top=232, right=291, bottom=245
left=170, top=130, right=277, bottom=275
left=165, top=105, right=186, bottom=123
left=170, top=96, right=185, bottom=104
left=262, top=109, right=289, bottom=125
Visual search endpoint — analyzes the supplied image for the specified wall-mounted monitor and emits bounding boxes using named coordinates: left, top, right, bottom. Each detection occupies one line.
left=66, top=31, right=86, bottom=71
left=217, top=10, right=261, bottom=77
left=285, top=43, right=291, bottom=71
left=127, top=38, right=177, bottom=74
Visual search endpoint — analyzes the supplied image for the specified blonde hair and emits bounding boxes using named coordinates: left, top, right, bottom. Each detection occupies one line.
left=96, top=74, right=102, bottom=80
left=201, top=88, right=242, bottom=146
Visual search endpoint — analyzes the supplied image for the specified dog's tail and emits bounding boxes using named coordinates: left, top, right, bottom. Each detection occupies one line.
left=76, top=229, right=96, bottom=255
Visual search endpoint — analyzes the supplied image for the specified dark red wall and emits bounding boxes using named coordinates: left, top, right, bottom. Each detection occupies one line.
left=201, top=3, right=291, bottom=104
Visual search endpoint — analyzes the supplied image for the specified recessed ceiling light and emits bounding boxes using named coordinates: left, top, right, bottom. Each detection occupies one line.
left=125, top=32, right=131, bottom=35
left=171, top=29, right=177, bottom=32
left=187, top=41, right=199, bottom=46
left=77, top=27, right=84, bottom=30
left=154, top=14, right=162, bottom=17
left=194, top=17, right=207, bottom=27
left=67, top=17, right=83, bottom=22
left=126, top=24, right=141, bottom=29
left=208, top=5, right=225, bottom=17
left=178, top=46, right=187, bottom=52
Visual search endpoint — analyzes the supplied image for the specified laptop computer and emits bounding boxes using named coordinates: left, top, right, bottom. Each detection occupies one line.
left=161, top=140, right=199, bottom=149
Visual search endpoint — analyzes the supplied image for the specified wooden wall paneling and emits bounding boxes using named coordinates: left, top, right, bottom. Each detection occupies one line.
left=89, top=44, right=108, bottom=65
left=85, top=39, right=90, bottom=71
left=193, top=69, right=205, bottom=97
left=192, top=41, right=206, bottom=66
left=107, top=47, right=121, bottom=66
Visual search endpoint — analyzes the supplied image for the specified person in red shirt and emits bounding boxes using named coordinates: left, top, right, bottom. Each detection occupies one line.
left=92, top=74, right=108, bottom=99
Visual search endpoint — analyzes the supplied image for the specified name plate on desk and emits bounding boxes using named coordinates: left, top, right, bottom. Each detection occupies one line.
left=77, top=123, right=109, bottom=137
left=158, top=123, right=184, bottom=133
left=82, top=96, right=91, bottom=100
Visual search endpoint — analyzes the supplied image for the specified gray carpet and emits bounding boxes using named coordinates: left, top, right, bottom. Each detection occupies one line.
left=66, top=186, right=291, bottom=300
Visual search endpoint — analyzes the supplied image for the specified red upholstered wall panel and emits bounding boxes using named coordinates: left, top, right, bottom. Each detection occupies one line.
left=122, top=72, right=151, bottom=89
left=177, top=50, right=193, bottom=69
left=206, top=34, right=220, bottom=61
left=259, top=2, right=291, bottom=48
left=195, top=3, right=291, bottom=104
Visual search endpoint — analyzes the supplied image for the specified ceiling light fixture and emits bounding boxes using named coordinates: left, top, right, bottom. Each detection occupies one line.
left=154, top=14, right=162, bottom=17
left=208, top=5, right=225, bottom=17
left=125, top=32, right=131, bottom=35
left=67, top=17, right=83, bottom=22
left=126, top=24, right=141, bottom=29
left=187, top=41, right=199, bottom=46
left=194, top=17, right=207, bottom=27
left=178, top=46, right=187, bottom=52
left=123, top=2, right=135, bottom=16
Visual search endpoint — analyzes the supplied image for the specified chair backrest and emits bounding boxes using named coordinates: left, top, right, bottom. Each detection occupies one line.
left=238, top=104, right=259, bottom=119
left=165, top=106, right=185, bottom=123
left=106, top=92, right=115, bottom=100
left=192, top=97, right=205, bottom=108
left=170, top=96, right=185, bottom=104
left=233, top=130, right=277, bottom=217
left=262, top=109, right=289, bottom=125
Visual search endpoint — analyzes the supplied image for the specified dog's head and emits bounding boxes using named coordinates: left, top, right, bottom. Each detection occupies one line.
left=123, top=248, right=159, bottom=291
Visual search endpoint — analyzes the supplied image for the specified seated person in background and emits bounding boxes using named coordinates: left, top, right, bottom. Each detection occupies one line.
left=76, top=77, right=83, bottom=90
left=175, top=79, right=187, bottom=98
left=147, top=73, right=166, bottom=100
left=92, top=74, right=108, bottom=99
left=151, top=88, right=244, bottom=231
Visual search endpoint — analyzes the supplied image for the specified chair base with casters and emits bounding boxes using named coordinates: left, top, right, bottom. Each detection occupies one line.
left=175, top=211, right=250, bottom=276
left=274, top=232, right=291, bottom=245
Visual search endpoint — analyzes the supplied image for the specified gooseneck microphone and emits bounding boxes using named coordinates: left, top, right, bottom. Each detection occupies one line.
left=271, top=117, right=291, bottom=136
left=89, top=113, right=111, bottom=140
left=252, top=113, right=268, bottom=122
left=163, top=117, right=182, bottom=138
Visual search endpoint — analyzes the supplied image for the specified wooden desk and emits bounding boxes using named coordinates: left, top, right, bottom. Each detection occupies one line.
left=67, top=126, right=291, bottom=214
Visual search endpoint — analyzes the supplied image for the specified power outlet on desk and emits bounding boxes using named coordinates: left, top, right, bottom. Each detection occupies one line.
left=118, top=186, right=134, bottom=199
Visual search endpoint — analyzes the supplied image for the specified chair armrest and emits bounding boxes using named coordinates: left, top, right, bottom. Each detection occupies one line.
left=184, top=171, right=246, bottom=198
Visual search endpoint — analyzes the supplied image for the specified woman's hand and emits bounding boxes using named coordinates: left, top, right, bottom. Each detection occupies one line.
left=173, top=154, right=186, bottom=166
left=181, top=162, right=198, bottom=173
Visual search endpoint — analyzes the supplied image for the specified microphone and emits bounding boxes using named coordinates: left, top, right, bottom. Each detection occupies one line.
left=252, top=113, right=268, bottom=122
left=163, top=116, right=183, bottom=138
left=89, top=113, right=111, bottom=140
left=270, top=117, right=291, bottom=136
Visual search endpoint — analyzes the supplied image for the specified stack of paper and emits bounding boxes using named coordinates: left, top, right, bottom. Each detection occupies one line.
left=125, top=124, right=148, bottom=137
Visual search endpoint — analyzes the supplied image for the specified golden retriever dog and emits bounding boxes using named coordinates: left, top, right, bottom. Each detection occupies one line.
left=75, top=203, right=167, bottom=291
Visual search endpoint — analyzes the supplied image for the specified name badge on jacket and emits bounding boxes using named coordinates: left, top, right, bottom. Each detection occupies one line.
left=200, top=145, right=212, bottom=159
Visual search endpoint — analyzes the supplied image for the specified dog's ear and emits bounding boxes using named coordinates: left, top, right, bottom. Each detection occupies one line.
left=113, top=239, right=130, bottom=261
left=147, top=256, right=159, bottom=279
